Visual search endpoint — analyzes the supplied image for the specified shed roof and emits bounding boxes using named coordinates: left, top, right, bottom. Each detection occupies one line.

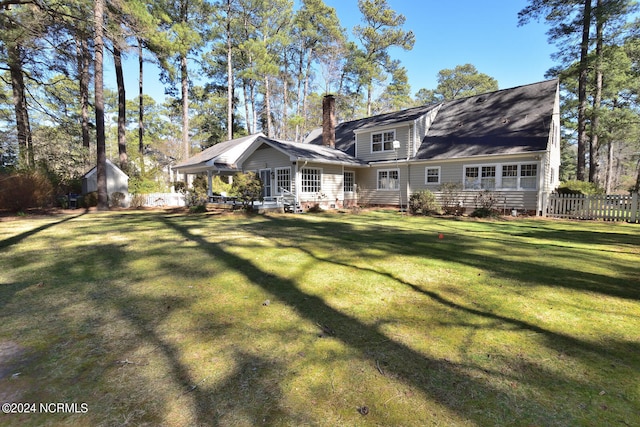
left=82, top=159, right=129, bottom=180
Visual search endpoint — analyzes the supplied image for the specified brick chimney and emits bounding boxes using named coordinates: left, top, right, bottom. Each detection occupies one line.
left=322, top=94, right=336, bottom=149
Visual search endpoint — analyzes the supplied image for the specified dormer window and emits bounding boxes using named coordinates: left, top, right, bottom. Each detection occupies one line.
left=371, top=130, right=396, bottom=152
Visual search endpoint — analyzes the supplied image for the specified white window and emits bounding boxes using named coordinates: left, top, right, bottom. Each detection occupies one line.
left=276, top=167, right=290, bottom=194
left=425, top=167, right=440, bottom=184
left=464, top=166, right=480, bottom=189
left=502, top=164, right=518, bottom=189
left=481, top=166, right=496, bottom=190
left=372, top=130, right=395, bottom=152
left=301, top=167, right=321, bottom=193
left=520, top=164, right=538, bottom=189
left=344, top=171, right=355, bottom=192
left=464, top=163, right=539, bottom=190
left=378, top=169, right=399, bottom=190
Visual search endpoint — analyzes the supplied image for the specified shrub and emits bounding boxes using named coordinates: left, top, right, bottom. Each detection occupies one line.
left=81, top=192, right=98, bottom=208
left=130, top=194, right=146, bottom=209
left=471, top=190, right=500, bottom=218
left=110, top=192, right=126, bottom=208
left=439, top=182, right=463, bottom=215
left=129, top=176, right=164, bottom=194
left=174, top=181, right=187, bottom=194
left=185, top=187, right=208, bottom=208
left=0, top=171, right=55, bottom=212
left=408, top=190, right=441, bottom=215
left=556, top=180, right=604, bottom=195
left=231, top=172, right=263, bottom=210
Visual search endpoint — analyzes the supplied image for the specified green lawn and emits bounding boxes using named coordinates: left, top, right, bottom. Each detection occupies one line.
left=1, top=210, right=639, bottom=426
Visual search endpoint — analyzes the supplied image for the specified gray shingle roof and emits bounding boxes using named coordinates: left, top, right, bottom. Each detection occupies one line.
left=258, top=136, right=366, bottom=166
left=305, top=80, right=557, bottom=161
left=173, top=133, right=262, bottom=171
left=416, top=80, right=558, bottom=159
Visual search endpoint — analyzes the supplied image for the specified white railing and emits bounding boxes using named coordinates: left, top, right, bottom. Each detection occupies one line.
left=545, top=193, right=639, bottom=223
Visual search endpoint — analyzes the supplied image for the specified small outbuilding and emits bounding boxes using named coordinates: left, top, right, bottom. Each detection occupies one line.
left=82, top=159, right=129, bottom=201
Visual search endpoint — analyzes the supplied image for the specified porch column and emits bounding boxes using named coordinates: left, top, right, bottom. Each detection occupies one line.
left=207, top=170, right=213, bottom=197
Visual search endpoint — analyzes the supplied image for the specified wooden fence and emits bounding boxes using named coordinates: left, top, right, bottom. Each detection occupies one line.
left=545, top=193, right=639, bottom=223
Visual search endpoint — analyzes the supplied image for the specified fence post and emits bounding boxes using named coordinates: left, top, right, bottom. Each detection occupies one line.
left=632, top=192, right=639, bottom=223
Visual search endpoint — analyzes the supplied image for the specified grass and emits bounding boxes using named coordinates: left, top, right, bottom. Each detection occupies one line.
left=0, top=209, right=639, bottom=426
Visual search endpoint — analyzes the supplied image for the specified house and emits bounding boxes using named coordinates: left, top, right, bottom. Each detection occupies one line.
left=173, top=79, right=561, bottom=214
left=82, top=159, right=129, bottom=204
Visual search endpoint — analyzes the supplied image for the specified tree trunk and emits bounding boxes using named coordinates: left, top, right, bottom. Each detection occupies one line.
left=181, top=53, right=189, bottom=163
left=114, top=46, right=127, bottom=171
left=242, top=80, right=252, bottom=134
left=94, top=0, right=108, bottom=210
left=366, top=82, right=373, bottom=117
left=295, top=49, right=305, bottom=142
left=138, top=39, right=144, bottom=155
left=8, top=44, right=33, bottom=169
left=605, top=140, right=614, bottom=193
left=77, top=36, right=91, bottom=154
left=589, top=0, right=603, bottom=184
left=576, top=0, right=592, bottom=181
left=302, top=51, right=313, bottom=141
left=264, top=74, right=272, bottom=137
left=226, top=0, right=233, bottom=141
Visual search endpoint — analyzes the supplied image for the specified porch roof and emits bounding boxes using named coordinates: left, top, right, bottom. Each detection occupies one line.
left=172, top=133, right=264, bottom=174
left=255, top=136, right=367, bottom=167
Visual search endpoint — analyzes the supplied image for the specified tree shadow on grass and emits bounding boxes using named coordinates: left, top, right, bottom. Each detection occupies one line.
left=160, top=215, right=608, bottom=426
left=250, top=215, right=640, bottom=302
left=246, top=215, right=640, bottom=374
left=0, top=213, right=85, bottom=250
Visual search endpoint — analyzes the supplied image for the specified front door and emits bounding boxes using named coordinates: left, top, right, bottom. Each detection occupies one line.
left=260, top=169, right=272, bottom=198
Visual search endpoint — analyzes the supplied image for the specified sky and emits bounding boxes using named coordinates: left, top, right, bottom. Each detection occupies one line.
left=106, top=0, right=557, bottom=103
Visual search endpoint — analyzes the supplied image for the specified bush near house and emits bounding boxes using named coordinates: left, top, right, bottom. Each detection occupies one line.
left=439, top=182, right=464, bottom=215
left=471, top=190, right=501, bottom=218
left=408, top=190, right=441, bottom=215
left=231, top=172, right=263, bottom=210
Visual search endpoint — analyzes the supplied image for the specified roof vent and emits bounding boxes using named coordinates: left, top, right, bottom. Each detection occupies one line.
left=476, top=97, right=485, bottom=103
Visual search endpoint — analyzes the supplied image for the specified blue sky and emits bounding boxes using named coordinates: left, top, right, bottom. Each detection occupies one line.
left=107, top=0, right=557, bottom=102
left=324, top=0, right=556, bottom=92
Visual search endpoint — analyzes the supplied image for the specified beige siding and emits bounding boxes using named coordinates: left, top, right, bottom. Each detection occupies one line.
left=355, top=125, right=411, bottom=162
left=297, top=162, right=346, bottom=208
left=243, top=144, right=292, bottom=172
left=356, top=165, right=409, bottom=206
left=243, top=144, right=296, bottom=195
left=406, top=155, right=544, bottom=212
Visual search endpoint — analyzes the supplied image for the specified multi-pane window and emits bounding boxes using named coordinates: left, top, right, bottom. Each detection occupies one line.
left=301, top=168, right=321, bottom=193
left=520, top=164, right=537, bottom=189
left=276, top=167, right=290, bottom=193
left=378, top=169, right=399, bottom=190
left=481, top=166, right=496, bottom=189
left=465, top=166, right=480, bottom=189
left=502, top=165, right=518, bottom=189
left=372, top=131, right=395, bottom=152
left=344, top=171, right=355, bottom=192
left=425, top=167, right=440, bottom=184
left=464, top=164, right=538, bottom=190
